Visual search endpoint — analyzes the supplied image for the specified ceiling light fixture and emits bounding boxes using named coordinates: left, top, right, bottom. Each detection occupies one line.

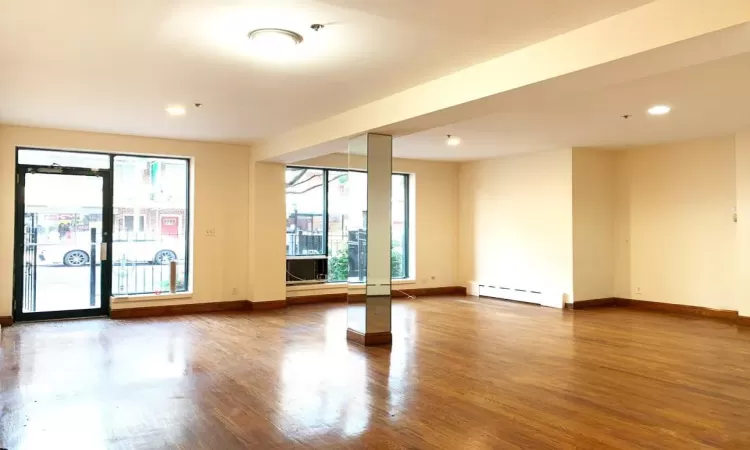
left=248, top=28, right=304, bottom=51
left=166, top=105, right=186, bottom=116
left=648, top=105, right=671, bottom=116
left=446, top=135, right=462, bottom=146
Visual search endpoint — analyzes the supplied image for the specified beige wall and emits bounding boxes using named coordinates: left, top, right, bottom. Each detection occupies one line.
left=458, top=150, right=574, bottom=302
left=3, top=125, right=748, bottom=317
left=285, top=135, right=750, bottom=313
left=277, top=132, right=750, bottom=315
left=572, top=149, right=616, bottom=301
left=288, top=153, right=460, bottom=297
left=613, top=136, right=737, bottom=310
left=0, top=125, right=457, bottom=315
left=250, top=162, right=287, bottom=302
left=0, top=125, right=251, bottom=315
left=457, top=135, right=747, bottom=313
left=735, top=129, right=750, bottom=317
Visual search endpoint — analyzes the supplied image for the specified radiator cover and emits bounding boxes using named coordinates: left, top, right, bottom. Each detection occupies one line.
left=475, top=283, right=564, bottom=309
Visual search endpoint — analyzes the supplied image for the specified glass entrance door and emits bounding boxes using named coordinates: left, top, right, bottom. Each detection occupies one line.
left=14, top=167, right=112, bottom=321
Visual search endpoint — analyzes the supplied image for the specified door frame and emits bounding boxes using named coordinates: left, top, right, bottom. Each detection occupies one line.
left=13, top=165, right=114, bottom=321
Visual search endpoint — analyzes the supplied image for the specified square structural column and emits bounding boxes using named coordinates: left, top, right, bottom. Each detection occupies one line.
left=346, top=133, right=393, bottom=346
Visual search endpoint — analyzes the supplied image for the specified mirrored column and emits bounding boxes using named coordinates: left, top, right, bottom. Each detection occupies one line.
left=346, top=133, right=392, bottom=346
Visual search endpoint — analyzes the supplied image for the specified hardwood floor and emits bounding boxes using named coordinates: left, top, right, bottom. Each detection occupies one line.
left=2, top=296, right=750, bottom=449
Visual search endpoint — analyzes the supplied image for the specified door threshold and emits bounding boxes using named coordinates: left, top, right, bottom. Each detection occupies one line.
left=15, top=313, right=109, bottom=323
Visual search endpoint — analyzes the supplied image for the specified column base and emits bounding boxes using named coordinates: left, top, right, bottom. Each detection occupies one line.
left=346, top=328, right=392, bottom=346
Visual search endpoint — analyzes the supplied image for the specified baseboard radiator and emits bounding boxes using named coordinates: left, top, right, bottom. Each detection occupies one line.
left=476, top=283, right=564, bottom=309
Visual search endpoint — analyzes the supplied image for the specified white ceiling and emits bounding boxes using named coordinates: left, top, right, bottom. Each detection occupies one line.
left=388, top=50, right=750, bottom=161
left=0, top=0, right=653, bottom=143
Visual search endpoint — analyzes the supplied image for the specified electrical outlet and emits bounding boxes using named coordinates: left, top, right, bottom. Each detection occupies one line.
left=205, top=228, right=216, bottom=237
left=636, top=286, right=642, bottom=295
left=232, top=287, right=238, bottom=295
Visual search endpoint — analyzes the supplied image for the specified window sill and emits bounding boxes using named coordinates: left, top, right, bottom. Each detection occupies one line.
left=286, top=279, right=416, bottom=292
left=111, top=292, right=193, bottom=303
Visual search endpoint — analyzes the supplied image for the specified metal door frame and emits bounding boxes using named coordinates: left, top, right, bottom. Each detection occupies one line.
left=13, top=165, right=113, bottom=322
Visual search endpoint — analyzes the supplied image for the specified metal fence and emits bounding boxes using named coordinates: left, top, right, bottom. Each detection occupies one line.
left=286, top=231, right=324, bottom=255
left=286, top=230, right=407, bottom=281
left=112, top=261, right=187, bottom=295
left=286, top=232, right=349, bottom=257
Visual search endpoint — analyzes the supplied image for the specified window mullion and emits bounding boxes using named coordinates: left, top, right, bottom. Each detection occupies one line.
left=323, top=169, right=329, bottom=256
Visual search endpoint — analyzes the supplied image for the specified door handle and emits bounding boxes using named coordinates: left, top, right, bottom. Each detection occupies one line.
left=101, top=243, right=108, bottom=261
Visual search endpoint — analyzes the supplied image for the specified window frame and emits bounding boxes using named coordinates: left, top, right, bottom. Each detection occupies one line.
left=123, top=214, right=147, bottom=232
left=286, top=165, right=410, bottom=280
left=112, top=154, right=191, bottom=295
left=285, top=167, right=327, bottom=257
left=16, top=147, right=192, bottom=296
left=400, top=173, right=410, bottom=279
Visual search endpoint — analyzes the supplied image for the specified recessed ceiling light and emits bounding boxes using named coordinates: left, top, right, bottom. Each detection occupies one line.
left=446, top=135, right=461, bottom=146
left=248, top=28, right=303, bottom=51
left=648, top=105, right=671, bottom=116
left=166, top=105, right=186, bottom=116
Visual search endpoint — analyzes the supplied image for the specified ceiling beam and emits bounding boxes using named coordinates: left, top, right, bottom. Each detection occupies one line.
left=253, top=0, right=750, bottom=162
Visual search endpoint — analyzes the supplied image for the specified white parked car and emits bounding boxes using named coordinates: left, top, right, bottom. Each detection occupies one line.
left=37, top=238, right=185, bottom=266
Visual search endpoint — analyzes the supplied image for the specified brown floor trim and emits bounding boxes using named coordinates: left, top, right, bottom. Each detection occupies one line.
left=250, top=300, right=287, bottom=311
left=565, top=297, right=750, bottom=327
left=65, top=286, right=478, bottom=321
left=287, top=286, right=467, bottom=305
left=566, top=298, right=738, bottom=321
left=622, top=298, right=738, bottom=321
left=105, top=287, right=464, bottom=320
left=0, top=316, right=13, bottom=327
left=346, top=328, right=392, bottom=346
left=287, top=293, right=347, bottom=305
left=565, top=298, right=623, bottom=310
left=111, top=300, right=251, bottom=319
left=394, top=286, right=467, bottom=297
left=348, top=294, right=367, bottom=303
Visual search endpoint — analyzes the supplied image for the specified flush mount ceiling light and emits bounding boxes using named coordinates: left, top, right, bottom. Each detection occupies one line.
left=248, top=28, right=304, bottom=51
left=446, top=135, right=462, bottom=146
left=165, top=105, right=186, bottom=116
left=648, top=105, right=671, bottom=116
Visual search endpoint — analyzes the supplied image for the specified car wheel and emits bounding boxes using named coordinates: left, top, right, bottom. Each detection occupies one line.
left=63, top=250, right=90, bottom=267
left=154, top=250, right=177, bottom=265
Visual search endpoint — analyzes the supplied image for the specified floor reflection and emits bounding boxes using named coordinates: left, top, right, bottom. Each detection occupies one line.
left=387, top=303, right=416, bottom=418
left=4, top=298, right=746, bottom=448
left=274, top=303, right=419, bottom=441
left=3, top=320, right=194, bottom=449
left=280, top=346, right=370, bottom=439
left=279, top=309, right=371, bottom=440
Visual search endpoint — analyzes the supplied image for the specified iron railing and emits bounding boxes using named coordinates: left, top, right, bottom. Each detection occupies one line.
left=112, top=260, right=187, bottom=295
left=286, top=231, right=407, bottom=281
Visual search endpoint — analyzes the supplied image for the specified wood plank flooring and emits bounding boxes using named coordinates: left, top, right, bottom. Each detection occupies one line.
left=2, top=296, right=750, bottom=449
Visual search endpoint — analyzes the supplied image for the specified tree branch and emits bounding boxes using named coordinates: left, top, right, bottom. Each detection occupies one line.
left=287, top=173, right=346, bottom=195
left=286, top=169, right=308, bottom=187
left=290, top=174, right=319, bottom=188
